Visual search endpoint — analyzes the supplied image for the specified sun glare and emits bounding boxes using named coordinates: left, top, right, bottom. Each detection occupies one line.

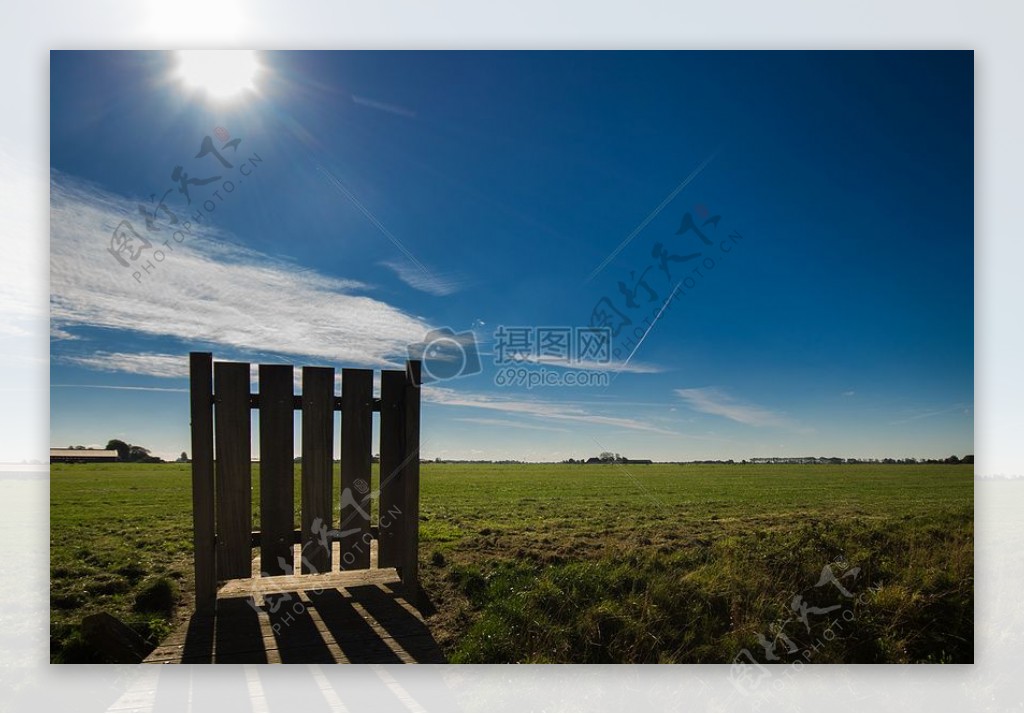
left=175, top=50, right=260, bottom=100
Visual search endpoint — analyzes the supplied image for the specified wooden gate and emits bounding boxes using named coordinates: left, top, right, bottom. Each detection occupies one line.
left=188, top=352, right=421, bottom=614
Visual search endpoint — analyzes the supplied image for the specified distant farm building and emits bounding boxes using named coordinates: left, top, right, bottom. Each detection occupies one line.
left=50, top=448, right=119, bottom=464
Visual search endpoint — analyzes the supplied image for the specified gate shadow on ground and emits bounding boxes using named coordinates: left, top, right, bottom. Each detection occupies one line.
left=148, top=580, right=444, bottom=664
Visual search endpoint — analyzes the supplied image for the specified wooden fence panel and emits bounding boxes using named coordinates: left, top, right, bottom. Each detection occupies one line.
left=377, top=369, right=406, bottom=568
left=193, top=355, right=421, bottom=595
left=189, top=352, right=216, bottom=613
left=300, top=367, right=334, bottom=574
left=258, top=364, right=294, bottom=576
left=214, top=361, right=252, bottom=580
left=339, top=368, right=373, bottom=570
left=401, top=361, right=422, bottom=587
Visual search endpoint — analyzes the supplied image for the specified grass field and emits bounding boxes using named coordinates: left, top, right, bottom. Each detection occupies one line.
left=50, top=462, right=973, bottom=663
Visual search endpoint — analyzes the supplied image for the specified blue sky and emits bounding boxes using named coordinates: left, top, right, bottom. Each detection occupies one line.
left=49, top=50, right=973, bottom=462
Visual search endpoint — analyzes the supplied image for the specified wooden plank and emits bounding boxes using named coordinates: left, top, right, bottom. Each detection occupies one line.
left=401, top=361, right=422, bottom=588
left=217, top=568, right=401, bottom=597
left=339, top=369, right=373, bottom=570
left=258, top=364, right=294, bottom=576
left=301, top=367, right=334, bottom=574
left=377, top=370, right=406, bottom=568
left=249, top=526, right=379, bottom=548
left=214, top=361, right=252, bottom=580
left=189, top=352, right=216, bottom=614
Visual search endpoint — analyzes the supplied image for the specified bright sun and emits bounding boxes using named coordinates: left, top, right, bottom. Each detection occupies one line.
left=175, top=50, right=260, bottom=100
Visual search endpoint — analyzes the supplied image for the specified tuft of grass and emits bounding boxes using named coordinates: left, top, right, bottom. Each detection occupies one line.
left=133, top=576, right=178, bottom=616
left=51, top=627, right=100, bottom=664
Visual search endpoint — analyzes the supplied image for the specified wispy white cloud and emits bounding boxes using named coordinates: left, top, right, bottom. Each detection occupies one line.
left=50, top=173, right=432, bottom=368
left=60, top=351, right=190, bottom=379
left=889, top=404, right=972, bottom=425
left=380, top=259, right=467, bottom=297
left=522, top=354, right=663, bottom=374
left=351, top=95, right=417, bottom=119
left=425, top=384, right=678, bottom=435
left=51, top=383, right=189, bottom=393
left=842, top=390, right=856, bottom=397
left=452, top=417, right=569, bottom=433
left=60, top=350, right=382, bottom=394
left=675, top=387, right=790, bottom=427
left=50, top=326, right=79, bottom=341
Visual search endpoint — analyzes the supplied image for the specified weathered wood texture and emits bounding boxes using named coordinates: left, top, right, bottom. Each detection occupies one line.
left=340, top=368, right=373, bottom=570
left=377, top=370, right=406, bottom=568
left=189, top=352, right=216, bottom=613
left=301, top=366, right=334, bottom=574
left=258, top=364, right=294, bottom=576
left=214, top=361, right=252, bottom=580
left=401, top=361, right=421, bottom=587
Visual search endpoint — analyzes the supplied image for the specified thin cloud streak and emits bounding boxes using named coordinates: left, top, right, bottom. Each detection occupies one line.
left=60, top=352, right=190, bottom=379
left=453, top=417, right=570, bottom=433
left=584, top=150, right=717, bottom=284
left=675, top=386, right=790, bottom=427
left=889, top=404, right=971, bottom=425
left=315, top=163, right=447, bottom=298
left=62, top=350, right=375, bottom=394
left=381, top=259, right=466, bottom=297
left=425, top=385, right=679, bottom=435
left=518, top=354, right=663, bottom=374
left=615, top=282, right=681, bottom=377
left=51, top=383, right=189, bottom=393
left=351, top=94, right=417, bottom=118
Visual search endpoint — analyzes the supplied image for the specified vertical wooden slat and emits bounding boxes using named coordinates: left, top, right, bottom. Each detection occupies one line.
left=339, top=369, right=373, bottom=570
left=301, top=367, right=334, bottom=574
left=189, top=352, right=216, bottom=613
left=214, top=361, right=252, bottom=580
left=401, top=360, right=422, bottom=588
left=377, top=370, right=406, bottom=568
left=258, top=364, right=294, bottom=576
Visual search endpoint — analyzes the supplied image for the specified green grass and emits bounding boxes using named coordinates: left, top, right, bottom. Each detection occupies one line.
left=50, top=462, right=973, bottom=663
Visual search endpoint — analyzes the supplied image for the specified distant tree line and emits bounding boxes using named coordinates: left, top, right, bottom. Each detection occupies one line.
left=562, top=452, right=653, bottom=464
left=104, top=439, right=164, bottom=463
